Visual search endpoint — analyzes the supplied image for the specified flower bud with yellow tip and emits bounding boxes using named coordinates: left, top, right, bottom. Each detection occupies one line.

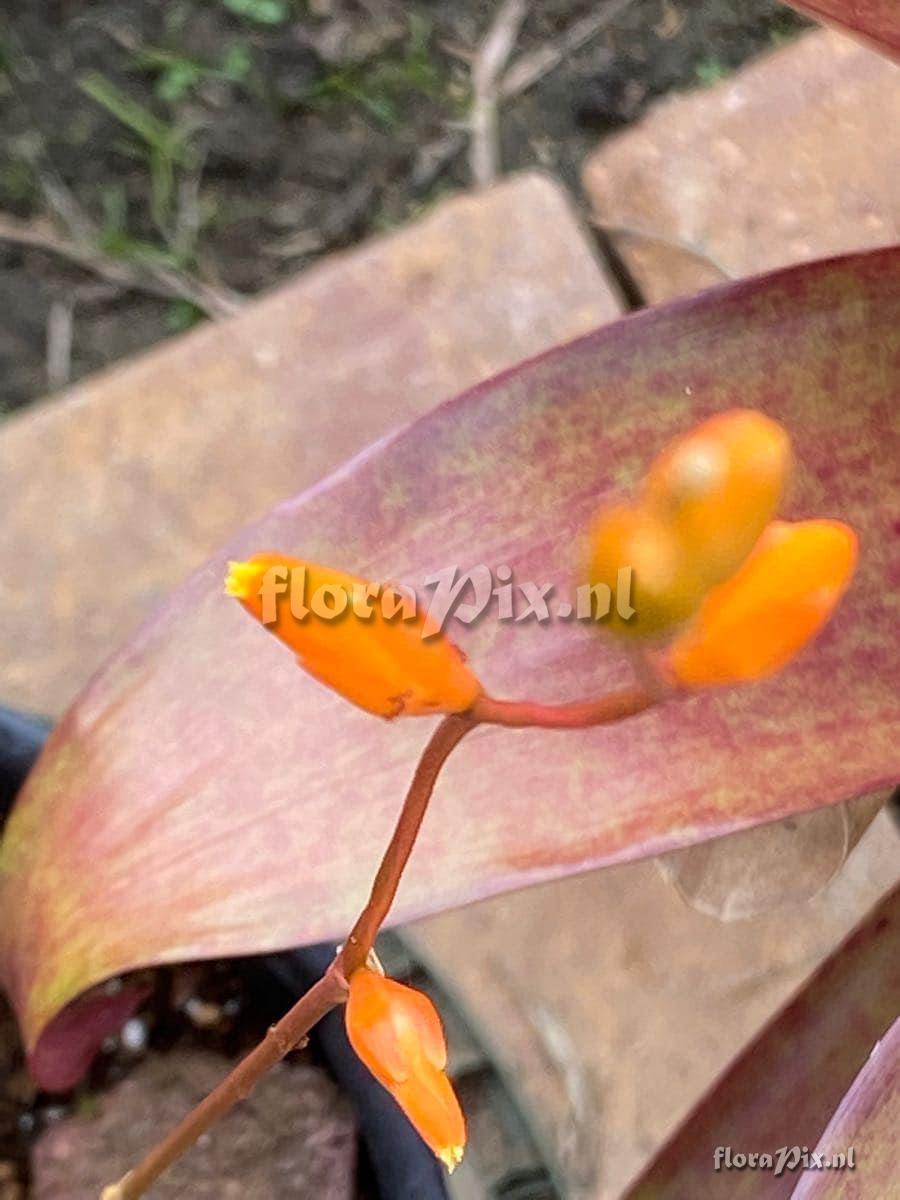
left=225, top=553, right=481, bottom=718
left=345, top=967, right=466, bottom=1171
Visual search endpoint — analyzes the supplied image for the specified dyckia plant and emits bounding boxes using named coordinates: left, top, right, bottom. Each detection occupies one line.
left=0, top=6, right=892, bottom=1193
left=98, top=409, right=857, bottom=1197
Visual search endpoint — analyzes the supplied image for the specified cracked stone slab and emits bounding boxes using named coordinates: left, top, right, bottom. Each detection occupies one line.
left=414, top=812, right=899, bottom=1199
left=583, top=29, right=900, bottom=304
left=0, top=171, right=620, bottom=714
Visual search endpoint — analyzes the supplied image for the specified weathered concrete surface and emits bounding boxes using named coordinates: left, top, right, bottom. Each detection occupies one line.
left=417, top=810, right=899, bottom=1199
left=583, top=29, right=900, bottom=303
left=0, top=172, right=620, bottom=715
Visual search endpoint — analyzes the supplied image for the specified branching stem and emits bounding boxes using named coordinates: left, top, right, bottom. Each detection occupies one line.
left=102, top=684, right=657, bottom=1198
left=341, top=712, right=476, bottom=976
left=473, top=685, right=656, bottom=729
left=101, top=968, right=346, bottom=1200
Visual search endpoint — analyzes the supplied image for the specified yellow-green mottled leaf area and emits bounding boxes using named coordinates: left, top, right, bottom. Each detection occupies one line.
left=1, top=248, right=899, bottom=1088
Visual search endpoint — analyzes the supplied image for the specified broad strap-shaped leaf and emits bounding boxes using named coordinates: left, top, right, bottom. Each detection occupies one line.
left=1, top=248, right=898, bottom=1086
left=625, top=882, right=900, bottom=1199
left=790, top=1016, right=900, bottom=1199
left=783, top=1, right=900, bottom=56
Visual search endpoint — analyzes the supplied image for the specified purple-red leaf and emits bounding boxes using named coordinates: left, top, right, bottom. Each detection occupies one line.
left=791, top=1015, right=900, bottom=1198
left=625, top=882, right=900, bottom=1199
left=28, top=985, right=148, bottom=1094
left=1, top=248, right=898, bottom=1087
left=783, top=0, right=900, bottom=56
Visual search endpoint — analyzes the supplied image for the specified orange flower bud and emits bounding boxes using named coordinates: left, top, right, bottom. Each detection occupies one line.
left=642, top=408, right=792, bottom=588
left=664, top=519, right=857, bottom=687
left=586, top=503, right=708, bottom=636
left=346, top=967, right=466, bottom=1171
left=225, top=554, right=481, bottom=718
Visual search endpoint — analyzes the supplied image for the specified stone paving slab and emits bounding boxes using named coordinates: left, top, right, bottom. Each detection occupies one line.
left=414, top=812, right=898, bottom=1198
left=583, top=29, right=900, bottom=303
left=0, top=172, right=619, bottom=715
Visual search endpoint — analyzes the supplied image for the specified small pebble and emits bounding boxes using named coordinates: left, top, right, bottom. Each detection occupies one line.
left=120, top=1018, right=148, bottom=1055
left=183, top=997, right=224, bottom=1030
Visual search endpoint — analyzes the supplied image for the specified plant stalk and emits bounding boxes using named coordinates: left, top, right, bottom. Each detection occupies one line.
left=340, top=713, right=476, bottom=976
left=102, top=713, right=475, bottom=1199
left=101, top=968, right=345, bottom=1200
left=102, top=688, right=657, bottom=1198
left=472, top=684, right=656, bottom=728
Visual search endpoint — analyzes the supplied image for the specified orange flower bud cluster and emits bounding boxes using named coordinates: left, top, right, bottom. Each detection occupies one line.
left=226, top=553, right=481, bottom=718
left=345, top=967, right=466, bottom=1172
left=219, top=408, right=858, bottom=1181
left=586, top=409, right=857, bottom=685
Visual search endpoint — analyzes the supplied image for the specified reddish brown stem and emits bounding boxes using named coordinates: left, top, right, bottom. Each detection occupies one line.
left=472, top=685, right=656, bottom=728
left=103, top=967, right=347, bottom=1199
left=104, top=687, right=658, bottom=1199
left=340, top=712, right=476, bottom=977
left=103, top=714, right=474, bottom=1200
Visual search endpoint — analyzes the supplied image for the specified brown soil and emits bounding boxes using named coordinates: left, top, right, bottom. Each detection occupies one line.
left=31, top=1050, right=356, bottom=1200
left=0, top=0, right=808, bottom=414
left=0, top=965, right=359, bottom=1199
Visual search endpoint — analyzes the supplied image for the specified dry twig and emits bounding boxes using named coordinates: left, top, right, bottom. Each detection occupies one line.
left=45, top=300, right=74, bottom=391
left=469, top=0, right=531, bottom=188
left=416, top=0, right=638, bottom=190
left=0, top=212, right=241, bottom=318
left=499, top=0, right=637, bottom=99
